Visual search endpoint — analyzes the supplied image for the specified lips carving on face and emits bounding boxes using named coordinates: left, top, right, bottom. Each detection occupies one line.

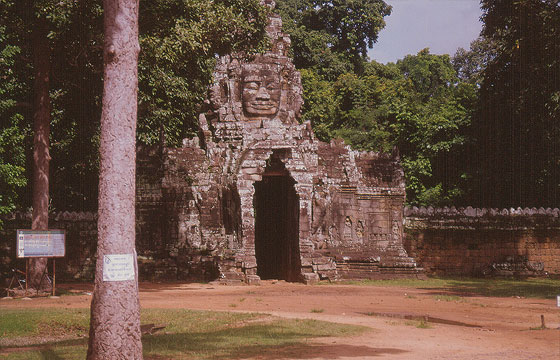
left=249, top=101, right=276, bottom=109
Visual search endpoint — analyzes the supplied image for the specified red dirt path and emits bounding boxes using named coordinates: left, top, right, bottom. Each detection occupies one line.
left=2, top=281, right=559, bottom=359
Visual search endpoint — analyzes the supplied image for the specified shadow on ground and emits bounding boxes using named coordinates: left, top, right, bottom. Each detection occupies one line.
left=418, top=277, right=559, bottom=299
left=215, top=344, right=407, bottom=359
left=1, top=323, right=398, bottom=359
left=141, top=323, right=406, bottom=359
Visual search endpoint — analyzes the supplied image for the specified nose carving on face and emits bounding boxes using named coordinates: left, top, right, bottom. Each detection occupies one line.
left=256, top=85, right=271, bottom=100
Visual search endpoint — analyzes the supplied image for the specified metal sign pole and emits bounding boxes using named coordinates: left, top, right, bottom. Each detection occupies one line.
left=25, top=259, right=28, bottom=295
left=52, top=259, right=56, bottom=297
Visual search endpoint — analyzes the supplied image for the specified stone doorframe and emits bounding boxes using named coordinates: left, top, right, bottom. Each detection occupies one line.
left=234, top=144, right=314, bottom=282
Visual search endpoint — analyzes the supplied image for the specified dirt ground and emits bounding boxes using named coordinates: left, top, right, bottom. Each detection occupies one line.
left=1, top=281, right=559, bottom=359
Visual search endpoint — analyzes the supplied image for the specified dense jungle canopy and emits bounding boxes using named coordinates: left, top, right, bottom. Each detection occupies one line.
left=0, top=0, right=559, bottom=216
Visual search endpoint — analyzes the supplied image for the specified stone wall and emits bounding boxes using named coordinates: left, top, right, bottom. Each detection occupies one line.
left=404, top=206, right=560, bottom=276
left=136, top=144, right=224, bottom=281
left=3, top=206, right=559, bottom=281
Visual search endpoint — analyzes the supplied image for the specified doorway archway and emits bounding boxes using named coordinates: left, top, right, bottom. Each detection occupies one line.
left=253, top=158, right=301, bottom=281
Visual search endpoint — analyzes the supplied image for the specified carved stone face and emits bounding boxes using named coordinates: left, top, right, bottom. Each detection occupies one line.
left=242, top=67, right=281, bottom=118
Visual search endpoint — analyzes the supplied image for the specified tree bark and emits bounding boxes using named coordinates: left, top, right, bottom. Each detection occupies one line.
left=30, top=15, right=50, bottom=290
left=87, top=0, right=142, bottom=359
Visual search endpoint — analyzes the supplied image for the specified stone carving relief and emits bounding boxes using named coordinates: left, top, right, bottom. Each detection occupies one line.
left=199, top=7, right=302, bottom=133
left=344, top=216, right=353, bottom=239
left=328, top=225, right=340, bottom=247
left=311, top=227, right=328, bottom=250
left=369, top=212, right=391, bottom=248
left=356, top=220, right=364, bottom=242
left=241, top=64, right=282, bottom=119
left=391, top=208, right=402, bottom=245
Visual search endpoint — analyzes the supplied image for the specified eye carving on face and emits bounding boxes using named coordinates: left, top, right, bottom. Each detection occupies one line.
left=242, top=72, right=281, bottom=118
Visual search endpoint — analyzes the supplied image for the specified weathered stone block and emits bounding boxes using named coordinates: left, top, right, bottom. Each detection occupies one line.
left=302, top=272, right=319, bottom=284
left=246, top=275, right=261, bottom=285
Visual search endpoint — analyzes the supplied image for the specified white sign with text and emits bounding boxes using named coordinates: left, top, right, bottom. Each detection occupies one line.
left=103, top=254, right=135, bottom=281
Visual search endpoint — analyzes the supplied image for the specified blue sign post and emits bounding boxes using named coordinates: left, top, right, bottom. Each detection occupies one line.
left=16, top=230, right=65, bottom=296
left=17, top=230, right=65, bottom=258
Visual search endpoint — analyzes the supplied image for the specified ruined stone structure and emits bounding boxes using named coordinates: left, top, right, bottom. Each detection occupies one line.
left=154, top=2, right=419, bottom=284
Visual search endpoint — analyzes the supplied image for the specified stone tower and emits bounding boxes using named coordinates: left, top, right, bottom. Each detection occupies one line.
left=145, top=1, right=421, bottom=283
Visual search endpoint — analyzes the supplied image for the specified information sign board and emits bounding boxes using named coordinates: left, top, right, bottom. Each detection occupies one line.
left=16, top=230, right=66, bottom=258
left=103, top=254, right=135, bottom=281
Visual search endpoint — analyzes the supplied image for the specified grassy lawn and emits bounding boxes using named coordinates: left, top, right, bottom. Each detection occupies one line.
left=0, top=308, right=367, bottom=359
left=330, top=277, right=560, bottom=299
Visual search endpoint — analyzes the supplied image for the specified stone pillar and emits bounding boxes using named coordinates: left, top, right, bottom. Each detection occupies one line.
left=237, top=176, right=259, bottom=282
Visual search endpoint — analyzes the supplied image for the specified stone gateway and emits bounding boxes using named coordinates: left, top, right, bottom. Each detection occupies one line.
left=137, top=2, right=422, bottom=283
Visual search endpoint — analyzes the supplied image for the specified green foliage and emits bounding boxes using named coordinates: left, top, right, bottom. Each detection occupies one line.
left=0, top=18, right=28, bottom=223
left=4, top=0, right=555, bottom=210
left=397, top=49, right=457, bottom=100
left=48, top=1, right=104, bottom=211
left=433, top=294, right=465, bottom=302
left=0, top=118, right=26, bottom=218
left=452, top=36, right=498, bottom=86
left=276, top=0, right=391, bottom=79
left=299, top=68, right=336, bottom=141
left=0, top=0, right=269, bottom=211
left=276, top=0, right=478, bottom=206
left=472, top=0, right=560, bottom=207
left=413, top=318, right=431, bottom=329
left=302, top=50, right=474, bottom=205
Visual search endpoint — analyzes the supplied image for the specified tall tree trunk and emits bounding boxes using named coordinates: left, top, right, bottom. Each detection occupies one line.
left=30, top=15, right=50, bottom=290
left=87, top=0, right=142, bottom=358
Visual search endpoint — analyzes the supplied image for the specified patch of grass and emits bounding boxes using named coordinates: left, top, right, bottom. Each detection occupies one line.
left=471, top=302, right=488, bottom=308
left=0, top=344, right=87, bottom=360
left=0, top=309, right=89, bottom=339
left=0, top=309, right=367, bottom=360
left=416, top=319, right=431, bottom=329
left=443, top=278, right=560, bottom=299
left=528, top=326, right=547, bottom=330
left=139, top=309, right=261, bottom=335
left=327, top=277, right=451, bottom=288
left=0, top=309, right=89, bottom=359
left=310, top=308, right=324, bottom=313
left=404, top=319, right=431, bottom=329
left=55, top=288, right=88, bottom=297
left=406, top=294, right=417, bottom=299
left=326, top=277, right=560, bottom=299
left=434, top=294, right=466, bottom=303
left=228, top=303, right=238, bottom=308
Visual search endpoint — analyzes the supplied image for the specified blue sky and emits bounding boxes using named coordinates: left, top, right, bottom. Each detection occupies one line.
left=368, top=0, right=483, bottom=64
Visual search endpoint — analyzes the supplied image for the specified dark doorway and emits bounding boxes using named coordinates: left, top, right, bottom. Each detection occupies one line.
left=254, top=159, right=301, bottom=281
